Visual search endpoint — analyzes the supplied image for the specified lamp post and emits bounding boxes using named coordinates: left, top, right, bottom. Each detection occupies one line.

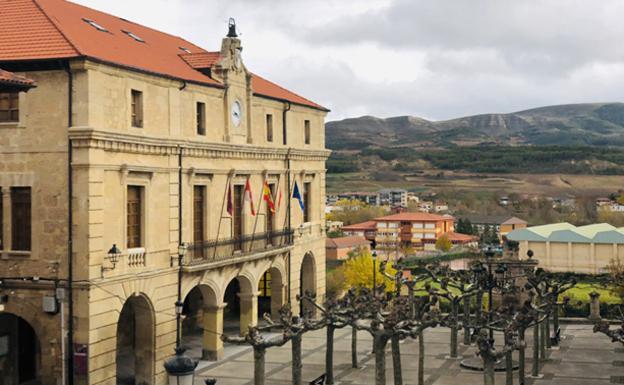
left=372, top=251, right=377, bottom=294
left=164, top=242, right=197, bottom=385
left=484, top=247, right=496, bottom=340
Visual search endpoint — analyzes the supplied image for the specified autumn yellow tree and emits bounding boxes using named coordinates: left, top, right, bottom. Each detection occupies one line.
left=342, top=248, right=396, bottom=291
left=435, top=234, right=452, bottom=252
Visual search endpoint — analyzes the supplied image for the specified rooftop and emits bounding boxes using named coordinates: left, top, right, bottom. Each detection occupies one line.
left=375, top=212, right=454, bottom=222
left=507, top=222, right=624, bottom=244
left=0, top=68, right=36, bottom=89
left=342, top=221, right=377, bottom=231
left=325, top=236, right=371, bottom=249
left=0, top=0, right=326, bottom=110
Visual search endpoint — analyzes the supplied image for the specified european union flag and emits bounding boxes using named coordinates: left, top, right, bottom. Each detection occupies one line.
left=292, top=181, right=305, bottom=211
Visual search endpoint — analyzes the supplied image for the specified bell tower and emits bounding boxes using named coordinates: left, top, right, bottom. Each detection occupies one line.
left=213, top=18, right=253, bottom=144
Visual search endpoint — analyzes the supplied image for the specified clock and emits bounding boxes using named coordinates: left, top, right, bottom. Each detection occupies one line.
left=231, top=100, right=242, bottom=127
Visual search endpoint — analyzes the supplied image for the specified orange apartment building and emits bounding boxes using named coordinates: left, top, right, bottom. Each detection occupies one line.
left=343, top=212, right=475, bottom=252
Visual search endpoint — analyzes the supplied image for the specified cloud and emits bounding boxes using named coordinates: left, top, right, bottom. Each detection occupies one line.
left=71, top=0, right=624, bottom=121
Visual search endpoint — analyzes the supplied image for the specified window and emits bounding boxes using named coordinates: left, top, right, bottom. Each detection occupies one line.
left=11, top=187, right=31, bottom=251
left=412, top=223, right=424, bottom=229
left=304, top=120, right=311, bottom=145
left=196, top=102, right=206, bottom=135
left=127, top=186, right=143, bottom=248
left=425, top=223, right=435, bottom=229
left=303, top=182, right=311, bottom=223
left=266, top=114, right=273, bottom=142
left=0, top=93, right=19, bottom=123
left=233, top=185, right=243, bottom=249
left=179, top=47, right=192, bottom=54
left=258, top=271, right=272, bottom=297
left=193, top=186, right=205, bottom=257
left=82, top=18, right=108, bottom=32
left=122, top=30, right=145, bottom=43
left=131, top=90, right=143, bottom=128
left=377, top=222, right=387, bottom=228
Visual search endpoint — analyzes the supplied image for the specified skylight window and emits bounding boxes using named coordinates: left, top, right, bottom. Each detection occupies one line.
left=82, top=18, right=108, bottom=32
left=179, top=47, right=192, bottom=54
left=122, top=30, right=145, bottom=43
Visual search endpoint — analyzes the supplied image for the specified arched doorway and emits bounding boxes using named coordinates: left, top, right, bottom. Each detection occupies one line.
left=116, top=294, right=155, bottom=385
left=181, top=286, right=204, bottom=360
left=223, top=279, right=241, bottom=335
left=223, top=275, right=255, bottom=336
left=300, top=252, right=316, bottom=315
left=0, top=313, right=40, bottom=385
left=257, top=267, right=285, bottom=320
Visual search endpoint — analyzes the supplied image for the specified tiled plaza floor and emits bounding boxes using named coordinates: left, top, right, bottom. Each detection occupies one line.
left=192, top=324, right=624, bottom=385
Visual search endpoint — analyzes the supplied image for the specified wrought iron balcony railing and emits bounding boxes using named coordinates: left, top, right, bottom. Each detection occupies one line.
left=186, top=229, right=294, bottom=266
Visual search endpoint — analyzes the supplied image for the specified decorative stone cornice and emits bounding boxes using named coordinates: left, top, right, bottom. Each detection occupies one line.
left=69, top=127, right=331, bottom=161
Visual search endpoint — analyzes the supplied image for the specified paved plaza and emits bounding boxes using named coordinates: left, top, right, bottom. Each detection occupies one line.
left=192, top=324, right=624, bottom=385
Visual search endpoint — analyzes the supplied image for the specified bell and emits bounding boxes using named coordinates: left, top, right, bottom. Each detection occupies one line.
left=227, top=18, right=238, bottom=38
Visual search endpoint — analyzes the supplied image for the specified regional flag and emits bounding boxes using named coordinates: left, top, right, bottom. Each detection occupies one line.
left=244, top=177, right=256, bottom=216
left=263, top=181, right=276, bottom=213
left=292, top=181, right=304, bottom=211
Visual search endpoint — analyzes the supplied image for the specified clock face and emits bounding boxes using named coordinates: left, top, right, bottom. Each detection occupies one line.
left=231, top=100, right=242, bottom=127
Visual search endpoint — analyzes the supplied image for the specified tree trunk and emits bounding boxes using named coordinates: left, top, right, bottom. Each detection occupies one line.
left=450, top=301, right=459, bottom=358
left=518, top=327, right=526, bottom=385
left=418, top=330, right=425, bottom=385
left=531, top=323, right=540, bottom=377
left=545, top=313, right=551, bottom=349
left=476, top=290, right=484, bottom=323
left=391, top=335, right=403, bottom=385
left=540, top=320, right=547, bottom=360
left=292, top=333, right=302, bottom=385
left=352, top=326, right=358, bottom=368
left=254, top=347, right=266, bottom=385
left=484, top=357, right=495, bottom=385
left=463, top=296, right=471, bottom=345
left=326, top=326, right=335, bottom=385
left=505, top=332, right=513, bottom=385
left=553, top=302, right=560, bottom=347
left=374, top=335, right=388, bottom=385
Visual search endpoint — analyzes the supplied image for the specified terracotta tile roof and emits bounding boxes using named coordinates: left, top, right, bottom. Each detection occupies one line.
left=326, top=236, right=371, bottom=249
left=501, top=216, right=528, bottom=226
left=342, top=220, right=377, bottom=231
left=443, top=232, right=478, bottom=242
left=0, top=69, right=36, bottom=88
left=0, top=0, right=327, bottom=110
left=179, top=52, right=222, bottom=70
left=375, top=212, right=454, bottom=222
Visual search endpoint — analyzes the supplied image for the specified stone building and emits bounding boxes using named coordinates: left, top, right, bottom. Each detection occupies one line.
left=0, top=1, right=329, bottom=385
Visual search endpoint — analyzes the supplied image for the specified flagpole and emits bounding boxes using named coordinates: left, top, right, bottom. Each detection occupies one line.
left=214, top=173, right=232, bottom=260
left=250, top=176, right=265, bottom=248
left=286, top=152, right=292, bottom=305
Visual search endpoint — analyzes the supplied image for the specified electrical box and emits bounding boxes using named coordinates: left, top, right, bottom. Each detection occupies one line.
left=42, top=295, right=58, bottom=314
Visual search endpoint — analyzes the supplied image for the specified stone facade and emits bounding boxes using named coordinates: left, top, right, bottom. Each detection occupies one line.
left=0, top=30, right=328, bottom=385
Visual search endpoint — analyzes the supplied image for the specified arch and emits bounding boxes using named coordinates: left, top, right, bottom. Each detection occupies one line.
left=0, top=313, right=40, bottom=385
left=300, top=252, right=317, bottom=315
left=257, top=266, right=286, bottom=320
left=223, top=274, right=256, bottom=336
left=116, top=293, right=155, bottom=385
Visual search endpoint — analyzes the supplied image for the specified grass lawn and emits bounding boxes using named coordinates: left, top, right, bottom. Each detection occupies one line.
left=563, top=283, right=621, bottom=305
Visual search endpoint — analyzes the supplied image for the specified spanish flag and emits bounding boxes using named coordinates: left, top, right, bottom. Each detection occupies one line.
left=262, top=181, right=276, bottom=213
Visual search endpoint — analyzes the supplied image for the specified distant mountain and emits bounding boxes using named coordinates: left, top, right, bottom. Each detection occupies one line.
left=326, top=103, right=624, bottom=149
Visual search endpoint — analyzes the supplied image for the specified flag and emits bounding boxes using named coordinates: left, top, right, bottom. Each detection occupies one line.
left=244, top=177, right=256, bottom=216
left=262, top=181, right=276, bottom=213
left=292, top=181, right=304, bottom=211
left=226, top=183, right=233, bottom=216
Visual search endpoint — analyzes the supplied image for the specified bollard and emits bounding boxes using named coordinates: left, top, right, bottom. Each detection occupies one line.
left=588, top=291, right=601, bottom=321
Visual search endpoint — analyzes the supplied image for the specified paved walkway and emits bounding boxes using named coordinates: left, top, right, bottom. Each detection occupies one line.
left=193, top=324, right=624, bottom=385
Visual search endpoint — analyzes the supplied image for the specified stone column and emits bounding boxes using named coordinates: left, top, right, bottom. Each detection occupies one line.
left=239, top=292, right=259, bottom=335
left=589, top=291, right=601, bottom=321
left=2, top=188, right=11, bottom=254
left=203, top=304, right=226, bottom=361
left=270, top=283, right=287, bottom=321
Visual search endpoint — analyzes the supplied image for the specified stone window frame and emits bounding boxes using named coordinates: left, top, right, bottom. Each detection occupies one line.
left=0, top=92, right=28, bottom=129
left=0, top=173, right=35, bottom=259
left=124, top=176, right=150, bottom=254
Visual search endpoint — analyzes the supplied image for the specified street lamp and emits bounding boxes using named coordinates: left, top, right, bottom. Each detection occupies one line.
left=102, top=244, right=122, bottom=274
left=175, top=242, right=188, bottom=347
left=164, top=347, right=198, bottom=385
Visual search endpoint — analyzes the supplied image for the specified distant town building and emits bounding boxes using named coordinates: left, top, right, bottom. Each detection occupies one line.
left=461, top=215, right=528, bottom=239
left=374, top=212, right=463, bottom=251
left=407, top=193, right=420, bottom=204
left=499, top=196, right=511, bottom=206
left=326, top=221, right=344, bottom=233
left=379, top=188, right=408, bottom=207
left=326, top=236, right=371, bottom=260
left=418, top=201, right=434, bottom=212
left=335, top=191, right=381, bottom=206
left=508, top=223, right=624, bottom=274
left=342, top=221, right=377, bottom=243
left=434, top=202, right=449, bottom=213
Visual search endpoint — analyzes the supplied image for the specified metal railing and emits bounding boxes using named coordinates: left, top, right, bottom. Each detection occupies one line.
left=186, top=229, right=294, bottom=265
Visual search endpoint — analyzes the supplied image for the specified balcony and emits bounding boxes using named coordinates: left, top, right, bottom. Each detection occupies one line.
left=185, top=229, right=294, bottom=268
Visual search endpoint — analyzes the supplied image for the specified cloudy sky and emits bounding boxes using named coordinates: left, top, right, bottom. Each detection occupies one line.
left=73, top=0, right=624, bottom=121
